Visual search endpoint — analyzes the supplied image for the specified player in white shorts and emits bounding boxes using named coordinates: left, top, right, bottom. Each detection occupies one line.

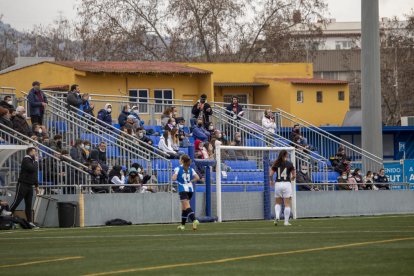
left=269, top=150, right=296, bottom=226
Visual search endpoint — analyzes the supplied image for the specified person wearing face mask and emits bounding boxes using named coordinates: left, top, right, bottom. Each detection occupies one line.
left=161, top=107, right=173, bottom=127
left=49, top=134, right=63, bottom=152
left=79, top=93, right=95, bottom=119
left=97, top=103, right=113, bottom=128
left=90, top=142, right=108, bottom=169
left=230, top=132, right=248, bottom=160
left=207, top=122, right=215, bottom=138
left=364, top=171, right=377, bottom=190
left=118, top=105, right=131, bottom=128
left=136, top=127, right=154, bottom=146
left=0, top=107, right=14, bottom=135
left=374, top=168, right=390, bottom=190
left=27, top=81, right=48, bottom=125
left=130, top=106, right=145, bottom=127
left=70, top=139, right=84, bottom=164
left=12, top=106, right=33, bottom=137
left=9, top=147, right=39, bottom=226
left=158, top=130, right=180, bottom=159
left=81, top=140, right=92, bottom=163
left=296, top=165, right=314, bottom=191
left=191, top=94, right=213, bottom=128
left=0, top=95, right=14, bottom=110
left=164, top=118, right=177, bottom=132
left=352, top=168, right=366, bottom=190
left=192, top=119, right=210, bottom=142
left=66, top=84, right=83, bottom=110
left=131, top=163, right=155, bottom=193
left=177, top=119, right=191, bottom=147
left=262, top=109, right=277, bottom=145
left=337, top=171, right=352, bottom=190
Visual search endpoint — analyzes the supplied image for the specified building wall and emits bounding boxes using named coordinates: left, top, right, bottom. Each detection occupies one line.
left=213, top=86, right=254, bottom=104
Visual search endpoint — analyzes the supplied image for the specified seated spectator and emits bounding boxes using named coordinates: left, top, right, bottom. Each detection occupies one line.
left=124, top=115, right=138, bottom=132
left=81, top=140, right=92, bottom=163
left=118, top=105, right=130, bottom=128
left=158, top=130, right=180, bottom=159
left=290, top=124, right=309, bottom=147
left=206, top=122, right=215, bottom=139
left=161, top=107, right=173, bottom=127
left=352, top=168, right=366, bottom=190
left=337, top=171, right=351, bottom=190
left=0, top=107, right=13, bottom=132
left=90, top=142, right=108, bottom=170
left=79, top=93, right=95, bottom=118
left=177, top=119, right=191, bottom=147
left=347, top=172, right=359, bottom=191
left=363, top=171, right=377, bottom=190
left=171, top=106, right=183, bottom=123
left=97, top=103, right=113, bottom=127
left=333, top=156, right=350, bottom=174
left=191, top=94, right=212, bottom=128
left=12, top=106, right=32, bottom=137
left=48, top=134, right=63, bottom=152
left=262, top=109, right=276, bottom=133
left=122, top=167, right=139, bottom=193
left=130, top=163, right=155, bottom=193
left=195, top=140, right=206, bottom=159
left=0, top=95, right=14, bottom=110
left=192, top=119, right=210, bottom=142
left=226, top=96, right=244, bottom=120
left=108, top=165, right=125, bottom=192
left=66, top=84, right=83, bottom=110
left=9, top=108, right=16, bottom=120
left=90, top=163, right=108, bottom=193
left=230, top=132, right=248, bottom=160
left=70, top=139, right=84, bottom=164
left=130, top=105, right=144, bottom=127
left=164, top=118, right=177, bottom=132
left=136, top=128, right=154, bottom=146
left=374, top=168, right=390, bottom=190
left=170, top=129, right=184, bottom=155
left=296, top=165, right=318, bottom=191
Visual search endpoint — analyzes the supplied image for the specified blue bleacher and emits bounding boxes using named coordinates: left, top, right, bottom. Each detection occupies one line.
left=246, top=138, right=265, bottom=147
left=157, top=171, right=171, bottom=183
left=130, top=159, right=149, bottom=169
left=152, top=159, right=180, bottom=170
left=212, top=171, right=263, bottom=183
left=312, top=171, right=339, bottom=183
left=106, top=145, right=121, bottom=158
left=224, top=160, right=257, bottom=170
left=149, top=136, right=161, bottom=146
left=179, top=147, right=189, bottom=155
left=48, top=121, right=67, bottom=132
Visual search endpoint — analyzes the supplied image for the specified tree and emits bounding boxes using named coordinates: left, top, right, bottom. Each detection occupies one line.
left=0, top=16, right=18, bottom=70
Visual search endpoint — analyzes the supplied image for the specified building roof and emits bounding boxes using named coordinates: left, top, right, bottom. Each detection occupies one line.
left=271, top=78, right=348, bottom=85
left=55, top=61, right=211, bottom=75
left=0, top=57, right=55, bottom=74
left=42, top=84, right=70, bottom=91
left=311, top=49, right=361, bottom=72
left=214, top=82, right=269, bottom=88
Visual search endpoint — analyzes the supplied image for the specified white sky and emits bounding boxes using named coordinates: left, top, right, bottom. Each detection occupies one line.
left=0, top=0, right=413, bottom=31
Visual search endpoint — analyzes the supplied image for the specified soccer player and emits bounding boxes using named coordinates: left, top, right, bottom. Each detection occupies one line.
left=269, top=150, right=296, bottom=226
left=172, top=154, right=200, bottom=231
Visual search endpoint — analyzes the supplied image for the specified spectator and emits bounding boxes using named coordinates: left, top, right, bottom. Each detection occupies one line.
left=262, top=109, right=276, bottom=134
left=374, top=168, right=390, bottom=190
left=66, top=84, right=83, bottom=110
left=177, top=119, right=191, bottom=147
left=230, top=132, right=248, bottom=160
left=60, top=150, right=83, bottom=194
left=81, top=140, right=92, bottom=163
left=118, top=105, right=131, bottom=128
left=27, top=81, right=48, bottom=125
left=90, top=163, right=108, bottom=193
left=296, top=165, right=317, bottom=191
left=226, top=96, right=244, bottom=120
left=48, top=134, right=63, bottom=152
left=32, top=124, right=46, bottom=143
left=90, top=142, right=107, bottom=169
left=130, top=105, right=144, bottom=127
left=171, top=106, right=184, bottom=123
left=191, top=94, right=212, bottom=128
left=170, top=128, right=182, bottom=153
left=352, top=168, right=366, bottom=190
left=0, top=95, right=14, bottom=110
left=0, top=107, right=13, bottom=132
left=195, top=140, right=208, bottom=159
left=364, top=171, right=377, bottom=190
left=108, top=165, right=125, bottom=193
left=164, top=118, right=176, bottom=132
left=206, top=122, right=215, bottom=138
left=161, top=107, right=173, bottom=127
left=124, top=115, right=138, bottom=132
left=212, top=130, right=229, bottom=145
left=12, top=106, right=32, bottom=137
left=333, top=155, right=350, bottom=174
left=130, top=163, right=155, bottom=193
left=136, top=128, right=154, bottom=146
left=337, top=171, right=351, bottom=190
left=192, top=118, right=210, bottom=142
left=70, top=139, right=84, bottom=164
left=347, top=172, right=359, bottom=191
left=97, top=103, right=113, bottom=127
left=122, top=167, right=140, bottom=193
left=290, top=124, right=309, bottom=147
left=79, top=93, right=95, bottom=118
left=158, top=130, right=180, bottom=159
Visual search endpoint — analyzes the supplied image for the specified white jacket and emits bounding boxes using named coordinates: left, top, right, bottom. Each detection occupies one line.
left=158, top=136, right=176, bottom=154
left=262, top=116, right=276, bottom=133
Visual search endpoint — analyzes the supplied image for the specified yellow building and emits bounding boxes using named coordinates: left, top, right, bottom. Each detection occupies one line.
left=0, top=61, right=349, bottom=126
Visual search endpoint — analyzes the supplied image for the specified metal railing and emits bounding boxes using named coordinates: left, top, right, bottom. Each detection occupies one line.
left=21, top=91, right=174, bottom=188
left=0, top=124, right=91, bottom=195
left=274, top=108, right=383, bottom=172
left=211, top=105, right=329, bottom=181
left=212, top=101, right=271, bottom=124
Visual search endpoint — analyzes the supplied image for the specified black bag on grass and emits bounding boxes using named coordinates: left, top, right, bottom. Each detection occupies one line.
left=105, top=218, right=132, bottom=226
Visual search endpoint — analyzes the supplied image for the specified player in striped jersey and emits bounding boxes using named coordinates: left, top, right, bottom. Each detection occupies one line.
left=270, top=150, right=296, bottom=226
left=172, top=154, right=200, bottom=231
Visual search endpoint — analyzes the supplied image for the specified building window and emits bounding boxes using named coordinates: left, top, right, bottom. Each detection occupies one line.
left=335, top=40, right=353, bottom=50
left=338, top=91, right=345, bottom=101
left=316, top=91, right=323, bottom=103
left=129, top=89, right=149, bottom=113
left=154, top=89, right=173, bottom=113
left=296, top=91, right=304, bottom=103
left=223, top=94, right=248, bottom=104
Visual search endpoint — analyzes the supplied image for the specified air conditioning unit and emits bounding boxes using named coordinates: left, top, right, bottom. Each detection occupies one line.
left=401, top=116, right=414, bottom=126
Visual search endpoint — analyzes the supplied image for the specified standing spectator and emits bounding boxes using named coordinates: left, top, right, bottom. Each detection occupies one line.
left=79, top=93, right=95, bottom=118
left=136, top=128, right=154, bottom=147
left=27, top=81, right=48, bottom=125
left=97, top=103, right=113, bottom=127
left=130, top=105, right=144, bottom=127
left=9, top=147, right=39, bottom=224
left=296, top=165, right=317, bottom=191
left=0, top=95, right=14, bottom=110
left=161, top=108, right=173, bottom=127
left=226, top=96, right=244, bottom=120
left=118, top=105, right=131, bottom=128
left=0, top=107, right=13, bottom=133
left=192, top=118, right=210, bottom=142
left=191, top=94, right=212, bottom=128
left=374, top=168, right=390, bottom=190
left=337, top=171, right=351, bottom=190
left=70, top=139, right=84, bottom=164
left=164, top=118, right=176, bottom=132
left=262, top=109, right=277, bottom=133
left=12, top=106, right=32, bottom=137
left=158, top=130, right=180, bottom=159
left=352, top=168, right=366, bottom=190
left=66, top=84, right=83, bottom=110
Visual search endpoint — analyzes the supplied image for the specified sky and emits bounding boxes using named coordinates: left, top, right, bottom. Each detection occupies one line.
left=0, top=0, right=413, bottom=31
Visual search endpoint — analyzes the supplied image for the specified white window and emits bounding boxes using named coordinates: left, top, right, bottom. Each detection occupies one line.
left=129, top=89, right=149, bottom=113
left=154, top=89, right=173, bottom=113
left=297, top=91, right=304, bottom=103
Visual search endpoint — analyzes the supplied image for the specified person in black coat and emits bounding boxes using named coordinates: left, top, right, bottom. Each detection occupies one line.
left=89, top=142, right=108, bottom=170
left=226, top=96, right=244, bottom=120
left=118, top=105, right=130, bottom=127
left=0, top=107, right=13, bottom=132
left=191, top=94, right=213, bottom=128
left=66, top=84, right=83, bottom=110
left=90, top=163, right=109, bottom=193
left=10, top=147, right=39, bottom=223
left=12, top=106, right=32, bottom=137
left=296, top=165, right=316, bottom=191
left=27, top=81, right=48, bottom=125
left=0, top=95, right=14, bottom=110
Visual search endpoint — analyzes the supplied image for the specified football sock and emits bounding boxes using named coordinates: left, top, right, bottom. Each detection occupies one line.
left=186, top=208, right=195, bottom=222
left=284, top=207, right=291, bottom=224
left=275, top=204, right=281, bottom=220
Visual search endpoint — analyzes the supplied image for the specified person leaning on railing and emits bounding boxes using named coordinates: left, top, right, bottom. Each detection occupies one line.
left=226, top=96, right=244, bottom=120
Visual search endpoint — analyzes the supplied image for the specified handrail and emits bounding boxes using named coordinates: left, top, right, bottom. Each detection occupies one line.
left=212, top=101, right=272, bottom=110
left=275, top=108, right=383, bottom=163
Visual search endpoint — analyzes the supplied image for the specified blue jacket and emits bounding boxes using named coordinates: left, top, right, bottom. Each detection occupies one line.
left=118, top=111, right=130, bottom=127
left=130, top=112, right=144, bottom=126
left=27, top=88, right=48, bottom=117
left=97, top=109, right=113, bottom=127
left=192, top=126, right=210, bottom=142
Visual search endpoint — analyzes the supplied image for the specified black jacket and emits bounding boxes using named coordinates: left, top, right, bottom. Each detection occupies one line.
left=226, top=103, right=243, bottom=120
left=118, top=111, right=130, bottom=127
left=66, top=91, right=83, bottom=109
left=12, top=115, right=32, bottom=137
left=90, top=148, right=107, bottom=165
left=192, top=102, right=212, bottom=124
left=0, top=100, right=14, bottom=110
left=296, top=171, right=312, bottom=191
left=18, top=155, right=39, bottom=186
left=0, top=117, right=13, bottom=132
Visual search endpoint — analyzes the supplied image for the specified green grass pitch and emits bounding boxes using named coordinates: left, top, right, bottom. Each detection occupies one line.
left=1, top=215, right=413, bottom=275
